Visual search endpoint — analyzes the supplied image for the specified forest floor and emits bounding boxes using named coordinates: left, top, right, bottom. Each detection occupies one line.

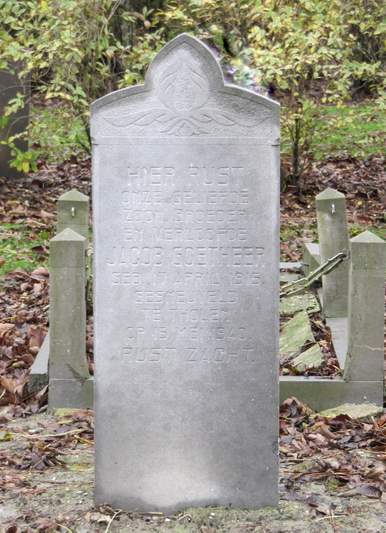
left=0, top=154, right=385, bottom=531
left=0, top=400, right=386, bottom=532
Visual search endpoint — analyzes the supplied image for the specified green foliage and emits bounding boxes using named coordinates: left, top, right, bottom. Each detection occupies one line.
left=30, top=105, right=89, bottom=163
left=156, top=0, right=385, bottom=186
left=313, top=102, right=386, bottom=160
left=0, top=0, right=384, bottom=173
left=8, top=145, right=39, bottom=173
left=0, top=223, right=49, bottom=277
left=349, top=223, right=386, bottom=240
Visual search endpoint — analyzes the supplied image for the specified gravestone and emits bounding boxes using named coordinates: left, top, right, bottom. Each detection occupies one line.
left=0, top=65, right=29, bottom=178
left=91, top=34, right=280, bottom=512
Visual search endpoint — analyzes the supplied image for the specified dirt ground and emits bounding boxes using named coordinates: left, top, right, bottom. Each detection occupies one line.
left=1, top=408, right=385, bottom=533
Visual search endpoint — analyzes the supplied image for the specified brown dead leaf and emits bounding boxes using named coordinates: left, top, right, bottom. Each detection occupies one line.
left=39, top=209, right=55, bottom=220
left=0, top=374, right=28, bottom=399
left=28, top=325, right=45, bottom=350
left=32, top=282, right=43, bottom=295
left=31, top=267, right=49, bottom=278
left=0, top=323, right=14, bottom=340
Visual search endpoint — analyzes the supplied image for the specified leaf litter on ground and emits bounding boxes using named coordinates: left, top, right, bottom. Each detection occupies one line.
left=0, top=401, right=385, bottom=531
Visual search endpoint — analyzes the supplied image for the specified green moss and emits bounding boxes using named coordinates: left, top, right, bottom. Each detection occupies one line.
left=280, top=293, right=320, bottom=316
left=280, top=311, right=315, bottom=355
left=319, top=403, right=383, bottom=419
left=293, top=343, right=323, bottom=371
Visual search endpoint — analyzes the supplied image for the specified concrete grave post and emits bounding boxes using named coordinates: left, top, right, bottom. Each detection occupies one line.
left=343, top=231, right=386, bottom=383
left=48, top=228, right=92, bottom=408
left=57, top=189, right=89, bottom=241
left=315, top=188, right=349, bottom=317
left=0, top=65, right=30, bottom=179
left=91, top=34, right=280, bottom=512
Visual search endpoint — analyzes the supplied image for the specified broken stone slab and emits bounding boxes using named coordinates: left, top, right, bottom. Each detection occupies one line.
left=28, top=332, right=49, bottom=392
left=326, top=317, right=348, bottom=371
left=280, top=293, right=320, bottom=316
left=280, top=311, right=315, bottom=355
left=280, top=261, right=303, bottom=282
left=302, top=242, right=320, bottom=276
left=319, top=403, right=383, bottom=419
left=292, top=344, right=323, bottom=372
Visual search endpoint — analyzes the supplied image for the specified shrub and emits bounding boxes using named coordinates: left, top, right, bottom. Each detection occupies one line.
left=0, top=0, right=384, bottom=178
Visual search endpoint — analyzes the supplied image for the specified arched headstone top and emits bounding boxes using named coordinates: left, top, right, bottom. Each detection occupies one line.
left=91, top=33, right=279, bottom=140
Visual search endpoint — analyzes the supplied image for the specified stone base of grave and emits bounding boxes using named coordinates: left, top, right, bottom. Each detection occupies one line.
left=48, top=378, right=94, bottom=409
left=280, top=376, right=383, bottom=411
left=43, top=376, right=385, bottom=412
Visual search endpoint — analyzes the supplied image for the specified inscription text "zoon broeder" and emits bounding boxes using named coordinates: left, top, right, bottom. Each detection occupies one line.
left=106, top=246, right=265, bottom=268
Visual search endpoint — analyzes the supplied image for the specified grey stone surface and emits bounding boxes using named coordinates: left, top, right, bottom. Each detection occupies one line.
left=57, top=189, right=90, bottom=241
left=29, top=332, right=49, bottom=392
left=48, top=378, right=93, bottom=409
left=315, top=188, right=349, bottom=317
left=280, top=376, right=383, bottom=411
left=45, top=375, right=384, bottom=417
left=302, top=242, right=320, bottom=276
left=91, top=34, right=280, bottom=512
left=344, top=231, right=386, bottom=382
left=0, top=65, right=29, bottom=178
left=48, top=228, right=90, bottom=409
left=280, top=261, right=302, bottom=282
left=326, top=317, right=348, bottom=370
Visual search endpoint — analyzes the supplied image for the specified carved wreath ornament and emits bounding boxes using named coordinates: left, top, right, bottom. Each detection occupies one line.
left=104, top=58, right=271, bottom=136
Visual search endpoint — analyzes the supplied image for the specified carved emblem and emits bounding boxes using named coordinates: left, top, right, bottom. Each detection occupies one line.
left=104, top=57, right=271, bottom=136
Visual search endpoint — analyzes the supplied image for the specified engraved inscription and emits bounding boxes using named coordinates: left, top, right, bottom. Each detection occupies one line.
left=104, top=157, right=266, bottom=364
